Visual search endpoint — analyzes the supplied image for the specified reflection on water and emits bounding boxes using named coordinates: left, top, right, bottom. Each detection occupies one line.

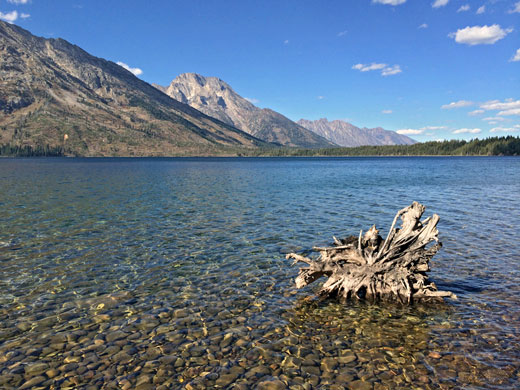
left=0, top=157, right=519, bottom=389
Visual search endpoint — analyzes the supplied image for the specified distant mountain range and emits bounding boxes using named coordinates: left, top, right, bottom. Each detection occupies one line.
left=297, top=118, right=416, bottom=147
left=155, top=73, right=335, bottom=148
left=0, top=21, right=265, bottom=156
left=0, top=20, right=415, bottom=156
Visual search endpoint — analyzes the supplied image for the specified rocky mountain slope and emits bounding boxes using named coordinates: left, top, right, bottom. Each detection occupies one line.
left=0, top=21, right=265, bottom=156
left=157, top=73, right=335, bottom=148
left=297, top=118, right=416, bottom=147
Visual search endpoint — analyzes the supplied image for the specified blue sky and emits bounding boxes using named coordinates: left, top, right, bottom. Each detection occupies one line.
left=2, top=0, right=519, bottom=141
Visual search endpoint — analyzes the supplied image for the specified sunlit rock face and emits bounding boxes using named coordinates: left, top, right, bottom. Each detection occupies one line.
left=161, top=73, right=335, bottom=148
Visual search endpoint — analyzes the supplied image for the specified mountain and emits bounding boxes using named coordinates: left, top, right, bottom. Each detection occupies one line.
left=157, top=73, right=335, bottom=148
left=0, top=21, right=266, bottom=156
left=297, top=118, right=416, bottom=147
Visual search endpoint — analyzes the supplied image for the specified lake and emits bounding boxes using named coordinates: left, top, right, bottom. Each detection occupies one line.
left=1, top=157, right=519, bottom=389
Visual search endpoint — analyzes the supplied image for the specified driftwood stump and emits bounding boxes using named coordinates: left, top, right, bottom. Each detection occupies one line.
left=286, top=202, right=456, bottom=303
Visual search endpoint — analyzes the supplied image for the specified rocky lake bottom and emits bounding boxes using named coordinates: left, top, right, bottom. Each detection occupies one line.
left=1, top=157, right=519, bottom=389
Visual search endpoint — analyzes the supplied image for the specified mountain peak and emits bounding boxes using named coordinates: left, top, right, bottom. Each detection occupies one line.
left=162, top=74, right=335, bottom=148
left=173, top=73, right=233, bottom=91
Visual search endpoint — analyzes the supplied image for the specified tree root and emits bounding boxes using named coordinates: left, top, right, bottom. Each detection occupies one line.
left=286, top=202, right=457, bottom=303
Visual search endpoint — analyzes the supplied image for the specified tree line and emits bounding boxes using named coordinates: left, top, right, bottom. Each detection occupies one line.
left=1, top=136, right=519, bottom=157
left=249, top=136, right=520, bottom=157
left=0, top=144, right=65, bottom=157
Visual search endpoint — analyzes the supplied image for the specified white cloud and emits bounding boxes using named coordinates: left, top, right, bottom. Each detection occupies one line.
left=0, top=10, right=18, bottom=23
left=397, top=129, right=424, bottom=135
left=509, top=2, right=520, bottom=13
left=352, top=63, right=387, bottom=72
left=245, top=97, right=259, bottom=104
left=510, top=49, right=520, bottom=62
left=490, top=126, right=520, bottom=133
left=441, top=100, right=473, bottom=109
left=337, top=30, right=348, bottom=37
left=352, top=63, right=402, bottom=76
left=382, top=109, right=393, bottom=114
left=476, top=5, right=485, bottom=14
left=422, top=126, right=447, bottom=130
left=381, top=64, right=402, bottom=76
left=20, top=12, right=29, bottom=19
left=483, top=116, right=505, bottom=122
left=7, top=0, right=29, bottom=4
left=481, top=99, right=520, bottom=111
left=396, top=126, right=446, bottom=135
left=432, top=0, right=449, bottom=8
left=498, top=108, right=520, bottom=116
left=449, top=25, right=513, bottom=46
left=284, top=40, right=289, bottom=45
left=457, top=5, right=470, bottom=12
left=453, top=128, right=481, bottom=134
left=317, top=96, right=325, bottom=100
left=372, top=0, right=406, bottom=5
left=469, top=109, right=485, bottom=116
left=418, top=23, right=428, bottom=29
left=478, top=99, right=520, bottom=116
left=116, top=61, right=143, bottom=76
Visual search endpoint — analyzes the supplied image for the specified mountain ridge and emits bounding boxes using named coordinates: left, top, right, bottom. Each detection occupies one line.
left=297, top=118, right=416, bottom=147
left=0, top=21, right=265, bottom=156
left=157, top=73, right=336, bottom=148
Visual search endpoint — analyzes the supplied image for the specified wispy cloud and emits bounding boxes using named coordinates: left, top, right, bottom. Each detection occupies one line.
left=352, top=63, right=386, bottom=72
left=508, top=2, right=520, bottom=13
left=482, top=116, right=506, bottom=123
left=422, top=126, right=447, bottom=130
left=352, top=63, right=402, bottom=76
left=449, top=25, right=513, bottom=45
left=396, top=126, right=446, bottom=135
left=498, top=109, right=520, bottom=116
left=468, top=109, right=484, bottom=116
left=245, top=97, right=259, bottom=104
left=490, top=126, right=520, bottom=133
left=418, top=23, right=428, bottom=29
left=432, top=0, right=449, bottom=8
left=0, top=10, right=18, bottom=23
left=20, top=12, right=29, bottom=19
left=510, top=49, right=520, bottom=62
left=372, top=0, right=406, bottom=5
left=382, top=109, right=393, bottom=114
left=7, top=0, right=30, bottom=4
left=457, top=4, right=470, bottom=12
left=397, top=129, right=423, bottom=135
left=381, top=64, right=402, bottom=76
left=453, top=128, right=481, bottom=134
left=283, top=39, right=289, bottom=45
left=441, top=100, right=473, bottom=109
left=317, top=96, right=325, bottom=100
left=116, top=61, right=143, bottom=76
left=337, top=30, right=348, bottom=37
left=476, top=5, right=485, bottom=14
left=477, top=99, right=520, bottom=117
left=480, top=99, right=520, bottom=111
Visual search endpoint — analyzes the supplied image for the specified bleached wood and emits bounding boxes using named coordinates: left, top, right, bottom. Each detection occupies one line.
left=286, top=202, right=457, bottom=303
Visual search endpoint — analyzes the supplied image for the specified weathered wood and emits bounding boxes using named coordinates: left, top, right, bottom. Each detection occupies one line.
left=286, top=202, right=457, bottom=303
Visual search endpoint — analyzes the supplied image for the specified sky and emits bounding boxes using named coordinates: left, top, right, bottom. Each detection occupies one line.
left=1, top=0, right=519, bottom=142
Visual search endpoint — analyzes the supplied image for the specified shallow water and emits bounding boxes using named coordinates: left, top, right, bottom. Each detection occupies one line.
left=0, top=157, right=519, bottom=389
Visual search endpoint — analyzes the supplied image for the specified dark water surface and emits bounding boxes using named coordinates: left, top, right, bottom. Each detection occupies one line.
left=0, top=157, right=519, bottom=389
